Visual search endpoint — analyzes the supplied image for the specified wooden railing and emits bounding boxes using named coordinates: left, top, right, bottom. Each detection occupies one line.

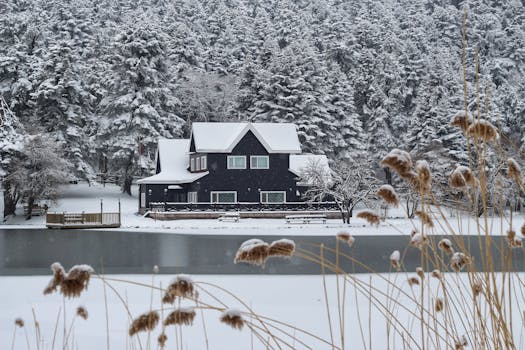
left=46, top=212, right=121, bottom=227
left=148, top=201, right=339, bottom=212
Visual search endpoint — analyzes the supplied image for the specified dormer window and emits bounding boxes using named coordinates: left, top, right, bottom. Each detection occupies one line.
left=190, top=154, right=207, bottom=172
left=227, top=156, right=246, bottom=169
left=201, top=156, right=207, bottom=170
left=190, top=158, right=195, bottom=172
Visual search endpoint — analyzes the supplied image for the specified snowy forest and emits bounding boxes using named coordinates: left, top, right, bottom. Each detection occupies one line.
left=1, top=0, right=524, bottom=204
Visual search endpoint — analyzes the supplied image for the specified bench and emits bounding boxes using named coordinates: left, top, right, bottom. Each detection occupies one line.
left=285, top=214, right=327, bottom=224
left=218, top=212, right=240, bottom=222
left=63, top=213, right=84, bottom=224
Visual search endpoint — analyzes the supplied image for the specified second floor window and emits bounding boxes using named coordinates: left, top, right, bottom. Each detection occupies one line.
left=227, top=156, right=246, bottom=169
left=250, top=155, right=269, bottom=169
left=190, top=158, right=195, bottom=172
left=201, top=155, right=207, bottom=170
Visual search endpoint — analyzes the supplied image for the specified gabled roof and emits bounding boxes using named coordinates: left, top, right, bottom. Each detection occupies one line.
left=191, top=122, right=302, bottom=154
left=136, top=139, right=208, bottom=184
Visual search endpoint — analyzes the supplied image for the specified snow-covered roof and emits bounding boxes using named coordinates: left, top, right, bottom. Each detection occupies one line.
left=289, top=154, right=331, bottom=183
left=137, top=139, right=208, bottom=184
left=191, top=122, right=302, bottom=154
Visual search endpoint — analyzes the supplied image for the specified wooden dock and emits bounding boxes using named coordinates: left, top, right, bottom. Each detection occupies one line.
left=46, top=212, right=121, bottom=229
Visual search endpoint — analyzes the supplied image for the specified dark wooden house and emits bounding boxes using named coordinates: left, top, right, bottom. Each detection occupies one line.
left=137, top=122, right=330, bottom=211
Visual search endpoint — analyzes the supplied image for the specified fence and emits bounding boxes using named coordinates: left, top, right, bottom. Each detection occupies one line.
left=46, top=212, right=121, bottom=228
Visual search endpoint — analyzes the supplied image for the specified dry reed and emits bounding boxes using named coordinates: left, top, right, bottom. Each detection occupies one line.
left=438, top=238, right=454, bottom=254
left=163, top=307, right=196, bottom=326
left=356, top=210, right=381, bottom=226
left=234, top=239, right=270, bottom=266
left=336, top=231, right=355, bottom=247
left=450, top=111, right=471, bottom=131
left=158, top=332, right=167, bottom=347
left=435, top=298, right=444, bottom=313
left=415, top=160, right=431, bottom=193
left=377, top=184, right=399, bottom=207
left=450, top=252, right=470, bottom=272
left=15, top=318, right=24, bottom=328
left=76, top=306, right=88, bottom=320
left=162, top=274, right=196, bottom=304
left=389, top=250, right=401, bottom=270
left=44, top=263, right=93, bottom=298
left=129, top=311, right=159, bottom=336
left=268, top=239, right=295, bottom=258
left=467, top=120, right=498, bottom=142
left=507, top=158, right=523, bottom=187
left=380, top=149, right=412, bottom=175
left=220, top=309, right=245, bottom=330
left=415, top=210, right=433, bottom=227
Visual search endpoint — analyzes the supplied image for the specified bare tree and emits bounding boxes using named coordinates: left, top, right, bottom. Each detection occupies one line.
left=301, top=157, right=378, bottom=224
left=5, top=135, right=71, bottom=219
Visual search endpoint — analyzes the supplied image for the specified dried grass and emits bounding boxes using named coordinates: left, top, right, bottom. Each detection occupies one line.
left=129, top=311, right=160, bottom=336
left=408, top=277, right=420, bottom=287
left=450, top=165, right=477, bottom=189
left=76, top=306, right=88, bottom=320
left=356, top=210, right=381, bottom=226
left=377, top=185, right=399, bottom=207
left=234, top=239, right=270, bottom=266
left=415, top=210, right=434, bottom=227
left=336, top=232, right=355, bottom=247
left=438, top=238, right=454, bottom=254
left=15, top=318, right=24, bottom=328
left=162, top=274, right=196, bottom=304
left=467, top=120, right=498, bottom=142
left=268, top=239, right=295, bottom=258
left=158, top=332, right=167, bottom=347
left=220, top=309, right=244, bottom=330
left=163, top=307, right=196, bottom=326
left=415, top=160, right=431, bottom=193
left=450, top=252, right=470, bottom=272
left=390, top=250, right=401, bottom=270
left=43, top=263, right=93, bottom=298
left=507, top=158, right=523, bottom=187
left=380, top=149, right=412, bottom=175
left=450, top=111, right=471, bottom=132
left=435, top=298, right=444, bottom=313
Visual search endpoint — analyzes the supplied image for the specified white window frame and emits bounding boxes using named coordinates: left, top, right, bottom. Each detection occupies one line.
left=140, top=192, right=146, bottom=208
left=227, top=156, right=246, bottom=169
left=210, top=191, right=237, bottom=203
left=188, top=191, right=198, bottom=203
left=260, top=191, right=286, bottom=204
left=201, top=155, right=207, bottom=170
left=195, top=156, right=201, bottom=171
left=190, top=158, right=195, bottom=172
left=250, top=155, right=269, bottom=169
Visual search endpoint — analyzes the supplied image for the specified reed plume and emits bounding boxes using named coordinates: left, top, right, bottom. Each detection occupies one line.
left=390, top=250, right=401, bottom=270
left=415, top=160, right=431, bottom=193
left=220, top=309, right=245, bottom=330
left=380, top=149, right=412, bottom=175
left=450, top=165, right=477, bottom=189
left=467, top=120, right=498, bottom=142
left=356, top=210, right=381, bottom=226
left=15, top=318, right=24, bottom=328
left=408, top=277, right=420, bottom=287
left=409, top=232, right=428, bottom=250
left=44, top=263, right=93, bottom=298
left=76, top=306, right=88, bottom=320
left=43, top=262, right=66, bottom=295
left=377, top=185, right=399, bottom=207
left=162, top=274, right=196, bottom=304
left=158, top=332, right=167, bottom=347
left=234, top=239, right=270, bottom=266
left=507, top=158, right=523, bottom=188
left=129, top=311, right=160, bottom=336
left=438, top=238, right=454, bottom=254
left=163, top=307, right=196, bottom=326
left=415, top=210, right=434, bottom=227
left=450, top=252, right=470, bottom=272
left=435, top=298, right=444, bottom=312
left=268, top=239, right=295, bottom=258
left=450, top=111, right=471, bottom=132
left=336, top=231, right=355, bottom=247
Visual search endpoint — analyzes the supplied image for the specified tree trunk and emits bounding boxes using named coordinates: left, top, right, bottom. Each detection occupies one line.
left=122, top=176, right=132, bottom=196
left=3, top=185, right=18, bottom=217
left=25, top=196, right=34, bottom=220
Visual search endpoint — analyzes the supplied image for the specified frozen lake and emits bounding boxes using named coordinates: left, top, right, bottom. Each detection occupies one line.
left=0, top=228, right=523, bottom=275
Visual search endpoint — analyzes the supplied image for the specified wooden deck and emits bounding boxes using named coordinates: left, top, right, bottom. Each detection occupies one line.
left=46, top=212, right=121, bottom=229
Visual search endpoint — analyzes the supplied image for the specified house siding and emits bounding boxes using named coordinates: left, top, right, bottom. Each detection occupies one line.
left=188, top=130, right=301, bottom=202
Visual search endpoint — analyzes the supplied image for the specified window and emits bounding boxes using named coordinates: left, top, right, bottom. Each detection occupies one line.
left=195, top=156, right=201, bottom=171
left=190, top=158, right=195, bottom=172
left=227, top=156, right=246, bottom=169
left=260, top=191, right=286, bottom=203
left=250, top=156, right=269, bottom=169
left=211, top=191, right=237, bottom=203
left=201, top=156, right=207, bottom=170
left=140, top=192, right=146, bottom=208
left=188, top=192, right=198, bottom=203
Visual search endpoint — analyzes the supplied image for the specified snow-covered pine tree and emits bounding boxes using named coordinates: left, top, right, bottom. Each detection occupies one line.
left=97, top=23, right=184, bottom=195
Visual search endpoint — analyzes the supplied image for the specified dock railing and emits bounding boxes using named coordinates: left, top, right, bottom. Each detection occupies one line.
left=46, top=212, right=121, bottom=228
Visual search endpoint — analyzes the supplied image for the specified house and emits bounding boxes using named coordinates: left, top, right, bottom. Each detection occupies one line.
left=137, top=122, right=330, bottom=211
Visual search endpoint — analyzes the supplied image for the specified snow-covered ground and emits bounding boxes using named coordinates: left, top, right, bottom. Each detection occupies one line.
left=3, top=272, right=525, bottom=349
left=1, top=183, right=523, bottom=238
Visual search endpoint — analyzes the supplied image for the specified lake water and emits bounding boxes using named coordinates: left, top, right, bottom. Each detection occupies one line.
left=0, top=228, right=522, bottom=275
